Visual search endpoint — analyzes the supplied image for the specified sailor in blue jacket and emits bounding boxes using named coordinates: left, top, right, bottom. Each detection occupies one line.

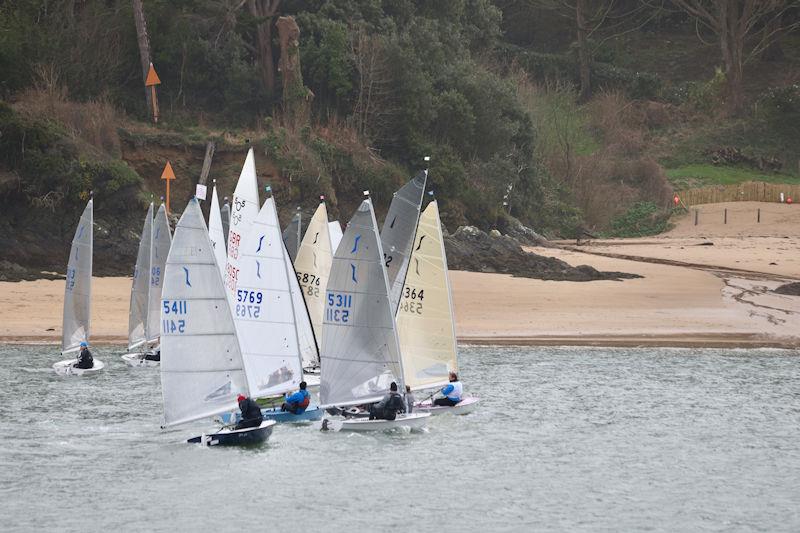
left=281, top=381, right=310, bottom=414
left=434, top=372, right=462, bottom=406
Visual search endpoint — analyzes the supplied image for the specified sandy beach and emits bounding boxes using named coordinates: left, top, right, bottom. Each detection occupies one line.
left=1, top=202, right=798, bottom=348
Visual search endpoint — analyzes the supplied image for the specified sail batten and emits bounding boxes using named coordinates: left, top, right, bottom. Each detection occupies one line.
left=128, top=204, right=153, bottom=350
left=160, top=198, right=248, bottom=427
left=61, top=198, right=93, bottom=353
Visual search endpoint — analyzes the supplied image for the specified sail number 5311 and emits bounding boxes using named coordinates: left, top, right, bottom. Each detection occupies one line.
left=162, top=299, right=187, bottom=334
left=326, top=292, right=352, bottom=323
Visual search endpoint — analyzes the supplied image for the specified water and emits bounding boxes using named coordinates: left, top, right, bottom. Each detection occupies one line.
left=1, top=345, right=799, bottom=532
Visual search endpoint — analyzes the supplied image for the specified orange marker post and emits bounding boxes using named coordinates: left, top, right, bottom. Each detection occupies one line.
left=161, top=161, right=176, bottom=213
left=144, top=63, right=161, bottom=124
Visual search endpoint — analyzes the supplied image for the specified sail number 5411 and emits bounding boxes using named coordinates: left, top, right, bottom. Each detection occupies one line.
left=326, top=292, right=352, bottom=323
left=162, top=299, right=187, bottom=334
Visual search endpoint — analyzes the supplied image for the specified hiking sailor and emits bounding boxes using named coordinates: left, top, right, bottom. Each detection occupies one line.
left=281, top=381, right=310, bottom=414
left=74, top=342, right=94, bottom=369
left=369, top=382, right=406, bottom=420
left=235, top=394, right=263, bottom=430
left=433, top=372, right=462, bottom=406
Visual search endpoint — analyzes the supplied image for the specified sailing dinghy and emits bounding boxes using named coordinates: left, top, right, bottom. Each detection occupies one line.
left=320, top=194, right=430, bottom=432
left=54, top=197, right=104, bottom=375
left=122, top=203, right=172, bottom=367
left=397, top=199, right=479, bottom=415
left=160, top=197, right=275, bottom=446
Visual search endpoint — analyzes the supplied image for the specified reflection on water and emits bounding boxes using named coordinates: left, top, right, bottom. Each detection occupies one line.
left=0, top=344, right=798, bottom=532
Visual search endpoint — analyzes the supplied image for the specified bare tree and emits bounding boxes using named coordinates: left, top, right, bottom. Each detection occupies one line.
left=247, top=0, right=281, bottom=99
left=672, top=0, right=800, bottom=112
left=349, top=30, right=397, bottom=143
left=131, top=0, right=153, bottom=111
left=276, top=16, right=313, bottom=125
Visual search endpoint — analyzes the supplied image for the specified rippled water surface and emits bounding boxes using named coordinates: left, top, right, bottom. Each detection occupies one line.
left=1, top=345, right=799, bottom=532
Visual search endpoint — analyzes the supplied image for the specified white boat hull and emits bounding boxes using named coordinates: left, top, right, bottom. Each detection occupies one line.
left=53, top=358, right=105, bottom=376
left=416, top=397, right=480, bottom=416
left=339, top=412, right=430, bottom=432
left=121, top=353, right=159, bottom=367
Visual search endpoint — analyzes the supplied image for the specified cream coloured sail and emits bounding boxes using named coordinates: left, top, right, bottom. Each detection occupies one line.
left=234, top=194, right=304, bottom=398
left=61, top=198, right=93, bottom=354
left=147, top=203, right=172, bottom=343
left=328, top=221, right=343, bottom=253
left=285, top=250, right=319, bottom=368
left=208, top=181, right=227, bottom=280
left=320, top=198, right=404, bottom=407
left=293, top=201, right=332, bottom=344
left=128, top=203, right=153, bottom=351
left=160, top=198, right=249, bottom=427
left=224, top=148, right=260, bottom=302
left=396, top=200, right=458, bottom=391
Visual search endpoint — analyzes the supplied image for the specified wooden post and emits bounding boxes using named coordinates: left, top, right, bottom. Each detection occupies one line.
left=198, top=141, right=216, bottom=185
left=161, top=161, right=176, bottom=213
left=724, top=208, right=727, bottom=224
left=694, top=209, right=698, bottom=226
left=757, top=208, right=761, bottom=223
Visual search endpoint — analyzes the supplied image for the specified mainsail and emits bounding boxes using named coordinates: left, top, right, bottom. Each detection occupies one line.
left=208, top=181, right=227, bottom=279
left=396, top=200, right=458, bottom=391
left=127, top=203, right=153, bottom=351
left=224, top=148, right=260, bottom=300
left=380, top=170, right=427, bottom=311
left=62, top=197, right=93, bottom=354
left=328, top=221, right=343, bottom=253
left=282, top=208, right=302, bottom=262
left=320, top=198, right=404, bottom=407
left=221, top=197, right=231, bottom=244
left=234, top=195, right=304, bottom=398
left=160, top=198, right=249, bottom=427
left=285, top=250, right=319, bottom=368
left=293, top=201, right=332, bottom=345
left=147, top=203, right=172, bottom=343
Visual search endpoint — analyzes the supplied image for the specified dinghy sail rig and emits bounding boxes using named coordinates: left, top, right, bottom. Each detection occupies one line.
left=320, top=197, right=404, bottom=407
left=380, top=170, right=427, bottom=311
left=128, top=203, right=153, bottom=351
left=224, top=148, right=260, bottom=300
left=208, top=180, right=227, bottom=279
left=62, top=197, right=93, bottom=354
left=234, top=192, right=304, bottom=399
left=328, top=221, right=343, bottom=253
left=396, top=200, right=458, bottom=391
left=160, top=198, right=249, bottom=427
left=221, top=197, right=231, bottom=244
left=147, top=203, right=172, bottom=344
left=293, top=200, right=332, bottom=345
left=285, top=248, right=319, bottom=370
left=282, top=208, right=302, bottom=262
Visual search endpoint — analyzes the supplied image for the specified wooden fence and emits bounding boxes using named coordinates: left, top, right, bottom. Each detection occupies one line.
left=677, top=181, right=800, bottom=206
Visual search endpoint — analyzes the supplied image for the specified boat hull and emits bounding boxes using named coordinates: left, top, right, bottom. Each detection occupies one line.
left=416, top=397, right=480, bottom=416
left=53, top=359, right=105, bottom=376
left=121, top=353, right=159, bottom=367
left=187, top=420, right=275, bottom=446
left=339, top=412, right=430, bottom=432
left=217, top=406, right=323, bottom=425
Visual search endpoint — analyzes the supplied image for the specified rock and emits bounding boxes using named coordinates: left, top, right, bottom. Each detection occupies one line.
left=774, top=282, right=800, bottom=296
left=489, top=229, right=502, bottom=238
left=498, top=215, right=549, bottom=247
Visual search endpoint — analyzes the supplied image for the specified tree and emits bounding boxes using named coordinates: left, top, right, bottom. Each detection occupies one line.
left=132, top=0, right=153, bottom=113
left=672, top=0, right=800, bottom=113
left=247, top=0, right=281, bottom=99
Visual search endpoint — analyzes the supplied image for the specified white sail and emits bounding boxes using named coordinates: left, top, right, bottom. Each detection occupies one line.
left=147, top=204, right=172, bottom=343
left=282, top=209, right=302, bottom=262
left=208, top=182, right=227, bottom=280
left=293, top=202, right=332, bottom=345
left=396, top=200, right=458, bottom=391
left=328, top=221, right=343, bottom=253
left=221, top=198, right=231, bottom=244
left=380, top=170, right=427, bottom=312
left=234, top=196, right=304, bottom=398
left=224, top=148, right=260, bottom=301
left=320, top=198, right=404, bottom=407
left=160, top=198, right=249, bottom=427
left=128, top=203, right=153, bottom=351
left=62, top=198, right=93, bottom=353
left=285, top=251, right=319, bottom=368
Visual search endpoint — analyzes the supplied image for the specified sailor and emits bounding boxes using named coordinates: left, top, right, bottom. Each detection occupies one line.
left=433, top=372, right=462, bottom=406
left=144, top=348, right=160, bottom=361
left=235, top=394, right=263, bottom=430
left=281, top=381, right=310, bottom=414
left=404, top=384, right=415, bottom=414
left=73, top=342, right=93, bottom=369
left=369, top=382, right=406, bottom=421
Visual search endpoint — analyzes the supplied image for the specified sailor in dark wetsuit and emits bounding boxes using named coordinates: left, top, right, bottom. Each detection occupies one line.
left=143, top=348, right=160, bottom=361
left=369, top=382, right=406, bottom=421
left=235, top=394, right=263, bottom=430
left=73, top=342, right=93, bottom=369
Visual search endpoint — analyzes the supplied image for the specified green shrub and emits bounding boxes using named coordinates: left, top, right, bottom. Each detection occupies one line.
left=608, top=201, right=671, bottom=237
left=758, top=84, right=800, bottom=137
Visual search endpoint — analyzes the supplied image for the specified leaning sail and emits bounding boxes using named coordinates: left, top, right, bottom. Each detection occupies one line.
left=380, top=170, right=427, bottom=311
left=293, top=201, right=332, bottom=345
left=128, top=203, right=153, bottom=351
left=396, top=200, right=458, bottom=390
left=320, top=199, right=403, bottom=407
left=146, top=204, right=171, bottom=343
left=221, top=198, right=231, bottom=244
left=328, top=221, right=343, bottom=253
left=224, top=148, right=260, bottom=300
left=285, top=250, right=319, bottom=368
left=234, top=196, right=304, bottom=398
left=208, top=182, right=227, bottom=279
left=61, top=198, right=93, bottom=354
left=282, top=208, right=302, bottom=262
left=160, top=198, right=249, bottom=427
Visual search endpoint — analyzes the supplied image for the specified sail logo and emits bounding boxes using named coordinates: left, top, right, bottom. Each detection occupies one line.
left=77, top=225, right=84, bottom=240
left=313, top=232, right=319, bottom=244
left=256, top=260, right=262, bottom=279
left=183, top=267, right=192, bottom=287
left=256, top=235, right=265, bottom=253
left=351, top=235, right=361, bottom=254
left=389, top=216, right=397, bottom=229
left=415, top=235, right=426, bottom=251
left=414, top=258, right=421, bottom=275
left=204, top=380, right=232, bottom=402
left=351, top=264, right=358, bottom=283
